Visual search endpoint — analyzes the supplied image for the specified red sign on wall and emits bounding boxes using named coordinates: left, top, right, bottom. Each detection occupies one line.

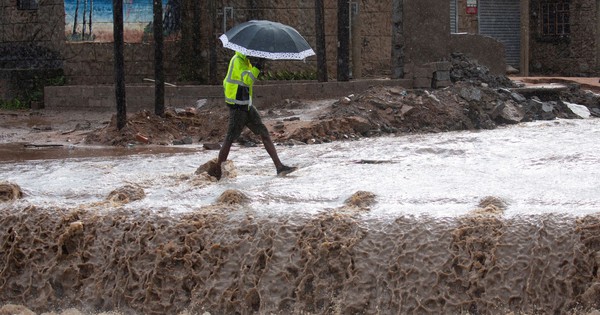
left=466, top=0, right=478, bottom=14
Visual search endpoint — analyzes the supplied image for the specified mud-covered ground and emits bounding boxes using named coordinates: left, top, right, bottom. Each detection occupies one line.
left=1, top=53, right=599, bottom=150
left=1, top=81, right=598, bottom=150
left=2, top=55, right=600, bottom=315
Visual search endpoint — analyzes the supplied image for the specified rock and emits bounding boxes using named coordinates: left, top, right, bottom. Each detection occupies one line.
left=460, top=87, right=482, bottom=102
left=540, top=102, right=557, bottom=120
left=107, top=184, right=145, bottom=204
left=216, top=189, right=250, bottom=205
left=196, top=159, right=236, bottom=179
left=339, top=96, right=351, bottom=104
left=0, top=182, right=23, bottom=202
left=562, top=101, right=591, bottom=119
left=486, top=100, right=505, bottom=120
left=173, top=137, right=193, bottom=145
left=510, top=92, right=527, bottom=103
left=203, top=143, right=221, bottom=150
left=344, top=191, right=376, bottom=208
left=496, top=101, right=525, bottom=124
left=182, top=136, right=193, bottom=144
left=288, top=139, right=307, bottom=146
left=525, top=99, right=555, bottom=121
left=400, top=105, right=415, bottom=116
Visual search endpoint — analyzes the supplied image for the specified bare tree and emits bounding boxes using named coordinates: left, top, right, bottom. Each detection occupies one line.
left=72, top=0, right=80, bottom=37
left=82, top=0, right=87, bottom=38
left=89, top=0, right=93, bottom=39
left=113, top=0, right=126, bottom=130
left=315, top=0, right=328, bottom=82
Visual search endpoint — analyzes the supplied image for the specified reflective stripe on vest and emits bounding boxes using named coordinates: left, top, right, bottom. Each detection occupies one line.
left=223, top=53, right=259, bottom=106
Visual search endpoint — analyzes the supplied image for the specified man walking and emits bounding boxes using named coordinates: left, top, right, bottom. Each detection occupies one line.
left=208, top=51, right=297, bottom=180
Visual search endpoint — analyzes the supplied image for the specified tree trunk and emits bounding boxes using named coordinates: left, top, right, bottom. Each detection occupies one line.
left=315, top=0, right=328, bottom=82
left=113, top=0, right=126, bottom=130
left=153, top=0, right=165, bottom=117
left=72, top=0, right=80, bottom=37
left=337, top=0, right=350, bottom=81
left=391, top=0, right=404, bottom=79
left=82, top=0, right=87, bottom=38
left=89, top=0, right=93, bottom=37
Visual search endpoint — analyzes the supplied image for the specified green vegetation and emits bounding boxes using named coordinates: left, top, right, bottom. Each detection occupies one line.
left=0, top=98, right=27, bottom=110
left=0, top=73, right=66, bottom=110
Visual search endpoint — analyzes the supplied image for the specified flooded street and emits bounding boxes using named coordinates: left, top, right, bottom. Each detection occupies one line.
left=2, top=118, right=599, bottom=218
left=1, top=118, right=600, bottom=314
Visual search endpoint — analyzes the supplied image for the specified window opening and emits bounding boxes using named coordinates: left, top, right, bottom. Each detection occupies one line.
left=540, top=1, right=570, bottom=36
left=18, top=0, right=38, bottom=10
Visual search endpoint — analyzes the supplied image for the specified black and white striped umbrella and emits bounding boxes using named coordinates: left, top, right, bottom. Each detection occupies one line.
left=219, top=20, right=315, bottom=60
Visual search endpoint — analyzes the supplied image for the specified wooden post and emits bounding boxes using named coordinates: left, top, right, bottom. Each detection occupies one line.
left=112, top=0, right=126, bottom=130
left=315, top=0, right=328, bottom=82
left=391, top=0, right=404, bottom=79
left=337, top=0, right=350, bottom=81
left=153, top=0, right=165, bottom=116
left=351, top=3, right=361, bottom=79
left=520, top=0, right=530, bottom=76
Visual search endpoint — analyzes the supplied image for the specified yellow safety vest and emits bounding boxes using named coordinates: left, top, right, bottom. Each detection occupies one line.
left=223, top=52, right=260, bottom=106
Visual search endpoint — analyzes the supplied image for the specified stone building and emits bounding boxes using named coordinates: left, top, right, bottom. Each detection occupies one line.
left=1, top=0, right=511, bottom=107
left=452, top=0, right=600, bottom=76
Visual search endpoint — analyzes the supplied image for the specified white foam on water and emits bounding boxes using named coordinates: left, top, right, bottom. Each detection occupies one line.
left=2, top=118, right=600, bottom=218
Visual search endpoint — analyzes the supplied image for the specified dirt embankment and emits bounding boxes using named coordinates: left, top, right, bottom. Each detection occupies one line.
left=83, top=53, right=600, bottom=148
left=2, top=53, right=599, bottom=148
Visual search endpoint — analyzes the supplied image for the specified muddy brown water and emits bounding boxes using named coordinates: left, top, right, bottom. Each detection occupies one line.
left=0, top=143, right=199, bottom=162
left=2, top=118, right=600, bottom=314
left=1, top=203, right=599, bottom=315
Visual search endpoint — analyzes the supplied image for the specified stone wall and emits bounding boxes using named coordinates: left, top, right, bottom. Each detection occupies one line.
left=449, top=33, right=506, bottom=75
left=0, top=0, right=64, bottom=101
left=3, top=0, right=516, bottom=107
left=529, top=0, right=600, bottom=76
left=44, top=78, right=412, bottom=111
left=403, top=0, right=451, bottom=66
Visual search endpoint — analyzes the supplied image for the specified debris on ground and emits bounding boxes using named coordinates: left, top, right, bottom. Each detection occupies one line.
left=2, top=54, right=598, bottom=148
left=0, top=182, right=23, bottom=202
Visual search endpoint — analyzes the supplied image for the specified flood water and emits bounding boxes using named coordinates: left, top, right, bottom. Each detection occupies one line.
left=1, top=118, right=600, bottom=314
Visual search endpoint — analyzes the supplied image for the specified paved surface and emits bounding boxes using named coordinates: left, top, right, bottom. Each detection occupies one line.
left=510, top=76, right=600, bottom=92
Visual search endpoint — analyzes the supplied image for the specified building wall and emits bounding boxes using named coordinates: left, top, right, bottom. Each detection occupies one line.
left=0, top=0, right=65, bottom=100
left=529, top=0, right=599, bottom=76
left=3, top=0, right=514, bottom=105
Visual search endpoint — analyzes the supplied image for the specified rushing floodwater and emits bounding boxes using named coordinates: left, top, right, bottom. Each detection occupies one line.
left=2, top=118, right=599, bottom=218
left=1, top=118, right=600, bottom=315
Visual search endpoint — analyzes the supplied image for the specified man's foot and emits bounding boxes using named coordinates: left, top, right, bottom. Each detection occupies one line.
left=207, top=163, right=222, bottom=180
left=277, top=165, right=297, bottom=176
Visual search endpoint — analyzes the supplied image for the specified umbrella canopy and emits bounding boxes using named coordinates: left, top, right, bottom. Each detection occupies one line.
left=219, top=20, right=315, bottom=60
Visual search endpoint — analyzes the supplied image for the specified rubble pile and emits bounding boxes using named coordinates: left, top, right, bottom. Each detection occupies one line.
left=449, top=52, right=516, bottom=88
left=82, top=54, right=598, bottom=147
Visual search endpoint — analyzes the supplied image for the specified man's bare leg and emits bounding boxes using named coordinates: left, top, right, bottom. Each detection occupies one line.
left=210, top=139, right=233, bottom=179
left=261, top=134, right=297, bottom=175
